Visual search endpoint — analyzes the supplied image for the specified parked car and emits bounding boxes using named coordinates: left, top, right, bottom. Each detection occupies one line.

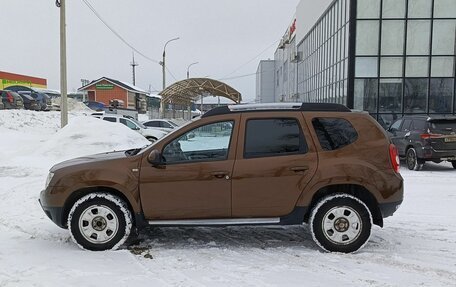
left=16, top=91, right=51, bottom=111
left=0, top=101, right=4, bottom=110
left=95, top=114, right=168, bottom=142
left=40, top=103, right=403, bottom=253
left=17, top=93, right=40, bottom=111
left=388, top=115, right=456, bottom=170
left=142, top=119, right=179, bottom=132
left=84, top=101, right=105, bottom=111
left=1, top=90, right=24, bottom=109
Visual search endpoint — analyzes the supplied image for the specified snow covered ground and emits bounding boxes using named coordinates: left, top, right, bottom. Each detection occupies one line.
left=0, top=109, right=455, bottom=287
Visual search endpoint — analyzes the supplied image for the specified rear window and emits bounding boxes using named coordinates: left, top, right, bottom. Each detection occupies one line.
left=244, top=118, right=307, bottom=158
left=312, top=118, right=358, bottom=151
left=430, top=120, right=456, bottom=134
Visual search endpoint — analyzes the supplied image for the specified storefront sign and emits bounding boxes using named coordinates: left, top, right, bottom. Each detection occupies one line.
left=96, top=84, right=114, bottom=90
left=1, top=79, right=32, bottom=88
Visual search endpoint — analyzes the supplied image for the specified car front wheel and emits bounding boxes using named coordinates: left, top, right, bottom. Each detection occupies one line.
left=310, top=194, right=372, bottom=253
left=68, top=193, right=132, bottom=251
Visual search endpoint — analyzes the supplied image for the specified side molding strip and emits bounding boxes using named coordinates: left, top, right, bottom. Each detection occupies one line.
left=148, top=217, right=281, bottom=226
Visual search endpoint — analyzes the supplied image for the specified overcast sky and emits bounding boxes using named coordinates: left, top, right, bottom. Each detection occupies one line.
left=0, top=0, right=299, bottom=102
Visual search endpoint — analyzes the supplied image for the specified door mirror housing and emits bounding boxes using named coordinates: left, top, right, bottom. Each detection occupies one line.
left=147, top=149, right=163, bottom=166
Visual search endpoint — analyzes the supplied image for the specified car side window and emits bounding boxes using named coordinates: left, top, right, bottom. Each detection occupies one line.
left=401, top=119, right=412, bottom=131
left=389, top=119, right=403, bottom=131
left=162, top=122, right=173, bottom=128
left=120, top=118, right=138, bottom=130
left=103, top=117, right=116, bottom=123
left=411, top=119, right=427, bottom=131
left=312, top=118, right=358, bottom=151
left=244, top=118, right=307, bottom=158
left=163, top=121, right=234, bottom=164
left=145, top=121, right=160, bottom=127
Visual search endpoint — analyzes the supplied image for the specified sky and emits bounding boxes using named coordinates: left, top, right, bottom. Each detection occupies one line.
left=0, top=0, right=300, bottom=102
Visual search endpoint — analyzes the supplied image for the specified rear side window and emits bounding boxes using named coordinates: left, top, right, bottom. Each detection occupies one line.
left=411, top=119, right=427, bottom=131
left=145, top=121, right=160, bottom=127
left=244, top=118, right=307, bottom=158
left=312, top=118, right=358, bottom=151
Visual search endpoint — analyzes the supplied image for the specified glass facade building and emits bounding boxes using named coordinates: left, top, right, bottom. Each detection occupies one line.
left=263, top=0, right=456, bottom=128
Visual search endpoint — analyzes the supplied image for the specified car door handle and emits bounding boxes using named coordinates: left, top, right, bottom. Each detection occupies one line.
left=211, top=171, right=230, bottom=179
left=290, top=166, right=309, bottom=173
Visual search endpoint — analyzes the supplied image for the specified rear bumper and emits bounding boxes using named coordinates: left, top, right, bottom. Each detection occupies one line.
left=379, top=200, right=402, bottom=219
left=420, top=147, right=456, bottom=161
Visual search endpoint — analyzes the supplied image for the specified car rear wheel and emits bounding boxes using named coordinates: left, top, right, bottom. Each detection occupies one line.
left=406, top=147, right=424, bottom=171
left=310, top=194, right=372, bottom=253
left=451, top=161, right=456, bottom=169
left=68, top=193, right=132, bottom=251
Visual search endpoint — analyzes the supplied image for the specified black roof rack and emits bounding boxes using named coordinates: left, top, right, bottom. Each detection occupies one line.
left=202, top=103, right=351, bottom=118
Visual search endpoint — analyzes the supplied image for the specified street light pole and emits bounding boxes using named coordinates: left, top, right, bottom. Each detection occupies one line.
left=159, top=37, right=179, bottom=118
left=58, top=0, right=68, bottom=128
left=187, top=62, right=199, bottom=79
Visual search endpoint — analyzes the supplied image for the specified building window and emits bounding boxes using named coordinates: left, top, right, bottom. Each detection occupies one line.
left=381, top=57, right=404, bottom=77
left=408, top=0, right=433, bottom=18
left=429, top=78, right=454, bottom=113
left=357, top=0, right=381, bottom=19
left=379, top=79, right=403, bottom=113
left=354, top=79, right=378, bottom=112
left=382, top=0, right=406, bottom=18
left=381, top=20, right=405, bottom=55
left=407, top=20, right=431, bottom=55
left=406, top=57, right=429, bottom=77
left=355, top=57, right=378, bottom=77
left=431, top=57, right=455, bottom=77
left=356, top=20, right=380, bottom=55
left=434, top=0, right=456, bottom=18
left=404, top=79, right=428, bottom=113
left=432, top=20, right=456, bottom=55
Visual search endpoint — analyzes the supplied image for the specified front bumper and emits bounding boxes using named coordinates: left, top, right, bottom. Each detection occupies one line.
left=39, top=189, right=66, bottom=229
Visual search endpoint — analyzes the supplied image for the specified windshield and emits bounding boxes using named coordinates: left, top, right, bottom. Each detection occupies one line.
left=128, top=117, right=147, bottom=129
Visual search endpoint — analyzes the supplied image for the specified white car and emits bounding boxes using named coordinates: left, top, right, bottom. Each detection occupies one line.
left=142, top=119, right=179, bottom=132
left=95, top=114, right=168, bottom=142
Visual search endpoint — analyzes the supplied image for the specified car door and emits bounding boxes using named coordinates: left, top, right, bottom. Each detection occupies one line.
left=139, top=114, right=240, bottom=220
left=395, top=118, right=412, bottom=155
left=231, top=112, right=318, bottom=218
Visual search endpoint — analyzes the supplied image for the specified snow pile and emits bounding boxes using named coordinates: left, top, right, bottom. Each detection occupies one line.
left=52, top=97, right=94, bottom=112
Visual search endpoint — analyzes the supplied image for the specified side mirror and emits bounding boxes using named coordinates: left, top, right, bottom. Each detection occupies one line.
left=147, top=149, right=163, bottom=166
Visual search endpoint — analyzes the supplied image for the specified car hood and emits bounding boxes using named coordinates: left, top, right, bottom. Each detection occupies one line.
left=50, top=150, right=127, bottom=172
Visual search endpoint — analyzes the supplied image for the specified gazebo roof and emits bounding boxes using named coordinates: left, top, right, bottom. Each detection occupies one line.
left=159, top=78, right=242, bottom=105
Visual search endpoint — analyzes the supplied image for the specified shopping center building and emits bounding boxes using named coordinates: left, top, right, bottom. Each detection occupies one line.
left=257, top=0, right=456, bottom=127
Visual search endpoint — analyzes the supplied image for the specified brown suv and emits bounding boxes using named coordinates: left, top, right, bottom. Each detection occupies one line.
left=40, top=103, right=403, bottom=253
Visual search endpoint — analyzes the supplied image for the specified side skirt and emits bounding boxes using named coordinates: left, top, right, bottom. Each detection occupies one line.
left=143, top=207, right=308, bottom=227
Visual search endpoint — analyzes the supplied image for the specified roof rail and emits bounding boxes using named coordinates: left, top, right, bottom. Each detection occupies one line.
left=202, top=103, right=350, bottom=118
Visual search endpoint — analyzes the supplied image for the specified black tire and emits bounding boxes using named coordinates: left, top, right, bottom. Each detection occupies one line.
left=68, top=193, right=133, bottom=251
left=451, top=161, right=456, bottom=169
left=146, top=136, right=157, bottom=143
left=406, top=147, right=424, bottom=171
left=310, top=194, right=372, bottom=253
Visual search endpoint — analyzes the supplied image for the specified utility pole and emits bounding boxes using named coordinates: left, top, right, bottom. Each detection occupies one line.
left=186, top=62, right=199, bottom=79
left=159, top=37, right=179, bottom=118
left=130, top=52, right=139, bottom=86
left=57, top=0, right=68, bottom=128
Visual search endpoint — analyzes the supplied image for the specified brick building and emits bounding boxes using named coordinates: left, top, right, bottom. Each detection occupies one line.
left=78, top=77, right=148, bottom=110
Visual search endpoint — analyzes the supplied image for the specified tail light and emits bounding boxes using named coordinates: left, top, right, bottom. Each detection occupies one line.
left=389, top=144, right=400, bottom=173
left=6, top=92, right=13, bottom=103
left=420, top=133, right=443, bottom=139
